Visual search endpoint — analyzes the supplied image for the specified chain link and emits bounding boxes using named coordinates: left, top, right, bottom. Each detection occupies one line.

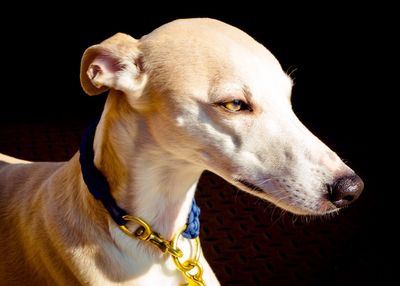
left=172, top=227, right=205, bottom=286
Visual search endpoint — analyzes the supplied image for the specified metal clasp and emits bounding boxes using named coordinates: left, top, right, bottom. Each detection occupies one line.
left=120, top=215, right=183, bottom=258
left=119, top=215, right=205, bottom=285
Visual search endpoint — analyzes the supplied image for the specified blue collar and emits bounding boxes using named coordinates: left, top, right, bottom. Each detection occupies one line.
left=79, top=118, right=200, bottom=239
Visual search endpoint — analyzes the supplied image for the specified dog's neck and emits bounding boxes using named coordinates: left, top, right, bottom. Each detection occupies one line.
left=92, top=93, right=204, bottom=240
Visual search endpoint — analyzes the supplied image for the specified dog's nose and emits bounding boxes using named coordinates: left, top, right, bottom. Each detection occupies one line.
left=328, top=175, right=364, bottom=208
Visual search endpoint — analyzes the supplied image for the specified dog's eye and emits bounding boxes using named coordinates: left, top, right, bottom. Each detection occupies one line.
left=221, top=99, right=252, bottom=112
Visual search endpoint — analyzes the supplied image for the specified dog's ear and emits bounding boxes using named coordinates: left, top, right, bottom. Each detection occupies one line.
left=80, top=33, right=146, bottom=96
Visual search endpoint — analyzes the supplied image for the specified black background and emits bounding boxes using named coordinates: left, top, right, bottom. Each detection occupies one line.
left=1, top=3, right=395, bottom=285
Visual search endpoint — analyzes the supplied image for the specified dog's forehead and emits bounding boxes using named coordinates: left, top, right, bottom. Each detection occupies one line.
left=142, top=18, right=278, bottom=64
left=141, top=18, right=290, bottom=100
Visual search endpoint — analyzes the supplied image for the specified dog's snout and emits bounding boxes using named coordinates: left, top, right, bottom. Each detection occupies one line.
left=328, top=175, right=364, bottom=208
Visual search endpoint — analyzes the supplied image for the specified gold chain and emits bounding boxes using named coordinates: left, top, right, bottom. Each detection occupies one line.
left=172, top=228, right=205, bottom=286
left=120, top=215, right=206, bottom=286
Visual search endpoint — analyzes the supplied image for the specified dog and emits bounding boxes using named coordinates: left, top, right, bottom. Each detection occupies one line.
left=0, top=18, right=364, bottom=285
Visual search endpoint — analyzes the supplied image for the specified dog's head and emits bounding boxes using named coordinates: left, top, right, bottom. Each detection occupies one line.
left=80, top=18, right=363, bottom=215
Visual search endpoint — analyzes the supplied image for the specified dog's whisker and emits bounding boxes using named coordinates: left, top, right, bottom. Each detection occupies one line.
left=286, top=65, right=298, bottom=83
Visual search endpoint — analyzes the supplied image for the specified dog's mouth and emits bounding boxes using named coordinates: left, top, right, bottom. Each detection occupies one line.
left=235, top=178, right=264, bottom=193
left=234, top=177, right=338, bottom=215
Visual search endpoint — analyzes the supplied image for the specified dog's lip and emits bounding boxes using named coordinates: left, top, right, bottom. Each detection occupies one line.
left=235, top=178, right=339, bottom=215
left=235, top=178, right=264, bottom=193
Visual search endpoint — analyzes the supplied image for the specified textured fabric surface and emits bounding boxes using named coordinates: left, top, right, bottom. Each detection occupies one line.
left=0, top=119, right=391, bottom=286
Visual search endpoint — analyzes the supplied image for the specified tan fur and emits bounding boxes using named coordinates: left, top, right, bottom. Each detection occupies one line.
left=0, top=18, right=362, bottom=285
